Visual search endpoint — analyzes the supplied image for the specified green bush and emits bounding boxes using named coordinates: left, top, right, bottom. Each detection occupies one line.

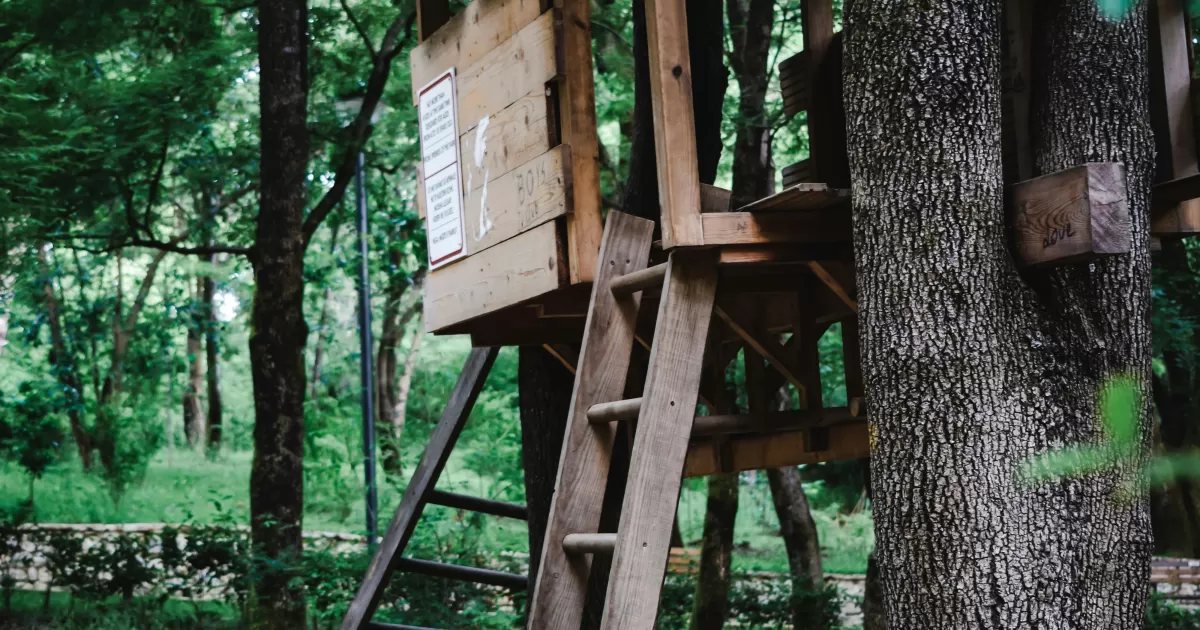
left=1147, top=593, right=1200, bottom=630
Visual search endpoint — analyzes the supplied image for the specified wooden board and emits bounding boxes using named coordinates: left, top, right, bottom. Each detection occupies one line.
left=462, top=146, right=571, bottom=257
left=701, top=210, right=853, bottom=246
left=782, top=160, right=813, bottom=188
left=424, top=221, right=566, bottom=332
left=526, top=212, right=656, bottom=629
left=779, top=51, right=810, bottom=117
left=339, top=348, right=498, bottom=630
left=410, top=0, right=544, bottom=102
left=601, top=251, right=718, bottom=628
left=1010, top=162, right=1131, bottom=267
left=733, top=183, right=850, bottom=213
left=644, top=0, right=703, bottom=247
left=456, top=10, right=561, bottom=135
left=459, top=91, right=553, bottom=191
left=682, top=421, right=869, bottom=477
left=553, top=0, right=604, bottom=283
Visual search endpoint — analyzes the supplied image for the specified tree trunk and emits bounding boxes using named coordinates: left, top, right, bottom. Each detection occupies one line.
left=184, top=280, right=204, bottom=448
left=726, top=0, right=775, bottom=208
left=203, top=254, right=223, bottom=454
left=388, top=322, right=423, bottom=472
left=309, top=219, right=342, bottom=400
left=690, top=473, right=738, bottom=630
left=766, top=467, right=822, bottom=591
left=861, top=552, right=887, bottom=630
left=518, top=346, right=574, bottom=596
left=844, top=0, right=1154, bottom=626
left=249, top=0, right=309, bottom=626
left=38, top=248, right=93, bottom=470
left=376, top=250, right=420, bottom=474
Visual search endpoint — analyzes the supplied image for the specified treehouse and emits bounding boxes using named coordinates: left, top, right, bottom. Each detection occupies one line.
left=341, top=0, right=1200, bottom=627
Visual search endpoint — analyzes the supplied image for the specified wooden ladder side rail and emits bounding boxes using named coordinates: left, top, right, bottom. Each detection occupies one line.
left=526, top=211, right=657, bottom=628
left=340, top=347, right=500, bottom=630
left=600, top=251, right=720, bottom=629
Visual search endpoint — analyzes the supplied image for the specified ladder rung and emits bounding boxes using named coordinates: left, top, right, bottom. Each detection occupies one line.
left=366, top=623, right=444, bottom=630
left=586, top=397, right=642, bottom=424
left=425, top=489, right=528, bottom=520
left=394, top=558, right=528, bottom=591
left=562, top=533, right=617, bottom=554
left=609, top=262, right=667, bottom=296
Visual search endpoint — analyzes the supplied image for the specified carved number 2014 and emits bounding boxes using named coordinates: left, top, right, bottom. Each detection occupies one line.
left=1043, top=225, right=1076, bottom=249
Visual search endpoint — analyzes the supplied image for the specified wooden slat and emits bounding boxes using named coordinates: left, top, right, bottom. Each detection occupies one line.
left=339, top=348, right=498, bottom=630
left=394, top=558, right=528, bottom=591
left=701, top=210, right=852, bottom=246
left=644, top=0, right=703, bottom=247
left=601, top=251, right=719, bottom=629
left=563, top=533, right=618, bottom=554
left=732, top=183, right=849, bottom=213
left=691, top=407, right=857, bottom=437
left=425, top=221, right=566, bottom=332
left=527, top=211, right=656, bottom=629
left=781, top=160, right=813, bottom=188
left=462, top=146, right=571, bottom=257
left=1152, top=0, right=1200, bottom=235
left=682, top=421, right=870, bottom=477
left=700, top=183, right=733, bottom=213
left=808, top=261, right=857, bottom=312
left=1010, top=162, right=1131, bottom=267
left=410, top=0, right=545, bottom=100
left=426, top=489, right=528, bottom=520
left=456, top=10, right=561, bottom=135
left=459, top=91, right=553, bottom=192
left=554, top=0, right=604, bottom=283
left=610, top=263, right=667, bottom=296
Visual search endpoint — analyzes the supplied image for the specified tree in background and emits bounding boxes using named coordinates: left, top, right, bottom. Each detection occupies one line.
left=846, top=0, right=1153, bottom=625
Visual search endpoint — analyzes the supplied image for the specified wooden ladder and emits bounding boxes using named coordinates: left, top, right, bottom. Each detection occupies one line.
left=526, top=211, right=720, bottom=629
left=340, top=346, right=531, bottom=630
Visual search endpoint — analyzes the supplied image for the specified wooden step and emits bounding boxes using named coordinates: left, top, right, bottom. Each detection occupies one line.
left=781, top=160, right=813, bottom=189
left=425, top=489, right=528, bottom=520
left=586, top=398, right=642, bottom=424
left=562, top=533, right=617, bottom=554
left=394, top=558, right=527, bottom=591
left=610, top=263, right=667, bottom=296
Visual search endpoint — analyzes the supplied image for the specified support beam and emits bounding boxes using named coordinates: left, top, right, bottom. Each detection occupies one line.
left=610, top=263, right=667, bottom=296
left=713, top=304, right=806, bottom=394
left=807, top=261, right=857, bottom=312
left=690, top=407, right=858, bottom=437
left=395, top=558, right=528, bottom=591
left=587, top=398, right=643, bottom=424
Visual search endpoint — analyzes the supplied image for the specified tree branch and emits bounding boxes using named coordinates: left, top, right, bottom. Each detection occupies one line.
left=340, top=0, right=378, bottom=60
left=49, top=233, right=251, bottom=257
left=301, top=9, right=417, bottom=248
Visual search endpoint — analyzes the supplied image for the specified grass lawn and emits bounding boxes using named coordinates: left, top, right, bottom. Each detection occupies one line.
left=0, top=590, right=238, bottom=629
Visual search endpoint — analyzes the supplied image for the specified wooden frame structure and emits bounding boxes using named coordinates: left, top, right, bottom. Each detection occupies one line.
left=342, top=0, right=1200, bottom=627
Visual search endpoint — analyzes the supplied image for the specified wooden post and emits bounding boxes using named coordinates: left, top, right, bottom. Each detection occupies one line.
left=643, top=0, right=704, bottom=247
left=1152, top=0, right=1200, bottom=234
left=1010, top=163, right=1132, bottom=268
left=802, top=0, right=835, bottom=182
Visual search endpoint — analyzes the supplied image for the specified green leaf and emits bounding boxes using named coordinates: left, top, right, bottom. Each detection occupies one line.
left=1099, top=373, right=1140, bottom=452
left=1095, top=0, right=1136, bottom=19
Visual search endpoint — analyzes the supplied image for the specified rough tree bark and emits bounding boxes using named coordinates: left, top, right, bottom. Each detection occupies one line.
left=376, top=255, right=422, bottom=474
left=184, top=279, right=204, bottom=448
left=389, top=320, right=423, bottom=470
left=203, top=255, right=223, bottom=454
left=844, top=0, right=1153, bottom=626
left=249, top=0, right=309, bottom=626
left=38, top=248, right=92, bottom=470
left=308, top=219, right=342, bottom=401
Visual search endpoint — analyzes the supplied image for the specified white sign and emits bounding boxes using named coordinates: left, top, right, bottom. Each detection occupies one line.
left=418, top=70, right=466, bottom=268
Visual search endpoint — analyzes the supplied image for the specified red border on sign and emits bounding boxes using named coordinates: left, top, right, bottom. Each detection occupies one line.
left=419, top=70, right=465, bottom=267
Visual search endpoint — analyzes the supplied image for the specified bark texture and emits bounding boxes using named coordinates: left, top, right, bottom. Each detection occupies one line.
left=249, top=0, right=309, bottom=626
left=184, top=279, right=204, bottom=448
left=727, top=0, right=775, bottom=207
left=862, top=552, right=887, bottom=630
left=690, top=473, right=738, bottom=630
left=766, top=467, right=822, bottom=591
left=844, top=0, right=1153, bottom=626
left=376, top=257, right=421, bottom=474
left=203, top=255, right=223, bottom=453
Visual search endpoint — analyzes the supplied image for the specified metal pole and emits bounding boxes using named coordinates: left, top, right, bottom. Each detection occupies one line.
left=355, top=151, right=378, bottom=546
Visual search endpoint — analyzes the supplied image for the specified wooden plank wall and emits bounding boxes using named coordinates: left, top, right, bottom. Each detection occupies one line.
left=1152, top=0, right=1200, bottom=234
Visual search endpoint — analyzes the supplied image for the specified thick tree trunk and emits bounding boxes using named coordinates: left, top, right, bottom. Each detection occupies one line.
left=844, top=0, right=1153, bottom=626
left=203, top=254, right=223, bottom=454
left=766, top=467, right=822, bottom=591
left=388, top=323, right=423, bottom=471
left=249, top=0, right=309, bottom=626
left=309, top=220, right=342, bottom=400
left=38, top=249, right=93, bottom=470
left=690, top=473, right=738, bottom=630
left=183, top=283, right=204, bottom=449
left=861, top=552, right=887, bottom=630
left=376, top=253, right=420, bottom=474
left=518, top=346, right=573, bottom=595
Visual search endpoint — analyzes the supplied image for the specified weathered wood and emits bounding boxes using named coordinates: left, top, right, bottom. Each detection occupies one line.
left=601, top=251, right=719, bottom=629
left=683, top=421, right=870, bottom=477
left=1152, top=0, right=1200, bottom=235
left=456, top=10, right=562, bottom=135
left=424, top=221, right=566, bottom=332
left=527, top=212, right=656, bottom=629
left=553, top=0, right=604, bottom=283
left=459, top=92, right=553, bottom=192
left=426, top=489, right=528, bottom=520
left=643, top=0, right=703, bottom=247
left=732, top=183, right=850, bottom=213
left=610, top=263, right=667, bottom=296
left=587, top=398, right=643, bottom=424
left=713, top=304, right=806, bottom=395
left=340, top=348, right=498, bottom=630
left=701, top=210, right=853, bottom=246
left=782, top=160, right=813, bottom=188
left=563, top=533, right=618, bottom=554
left=410, top=0, right=543, bottom=98
left=780, top=51, right=811, bottom=117
left=690, top=407, right=857, bottom=437
left=808, top=261, right=857, bottom=312
left=462, top=146, right=570, bottom=257
left=1010, top=162, right=1131, bottom=267
left=801, top=0, right=835, bottom=180
left=700, top=183, right=734, bottom=213
left=394, top=558, right=528, bottom=591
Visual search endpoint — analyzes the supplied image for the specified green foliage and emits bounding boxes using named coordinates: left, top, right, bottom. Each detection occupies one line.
left=658, top=573, right=843, bottom=629
left=1147, top=593, right=1200, bottom=630
left=0, top=381, right=66, bottom=486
